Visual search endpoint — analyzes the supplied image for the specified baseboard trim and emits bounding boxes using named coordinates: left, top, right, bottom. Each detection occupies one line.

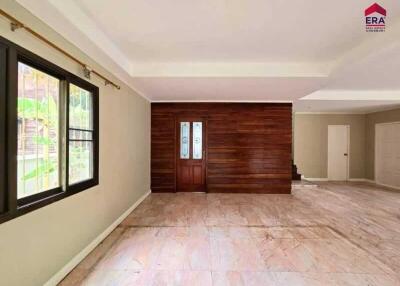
left=348, top=178, right=373, bottom=182
left=44, top=190, right=151, bottom=286
left=305, top=178, right=378, bottom=183
left=375, top=182, right=400, bottom=191
left=350, top=179, right=400, bottom=190
left=349, top=178, right=376, bottom=184
left=303, top=177, right=329, bottom=181
left=297, top=177, right=399, bottom=190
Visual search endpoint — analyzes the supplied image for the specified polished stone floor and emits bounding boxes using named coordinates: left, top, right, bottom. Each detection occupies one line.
left=60, top=182, right=400, bottom=285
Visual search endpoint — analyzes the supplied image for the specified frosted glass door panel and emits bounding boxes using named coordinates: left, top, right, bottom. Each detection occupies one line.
left=193, top=122, right=202, bottom=159
left=180, top=122, right=190, bottom=159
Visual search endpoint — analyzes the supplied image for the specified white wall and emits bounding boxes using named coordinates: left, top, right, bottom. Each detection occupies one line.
left=294, top=114, right=366, bottom=179
left=0, top=1, right=150, bottom=285
left=365, top=108, right=400, bottom=180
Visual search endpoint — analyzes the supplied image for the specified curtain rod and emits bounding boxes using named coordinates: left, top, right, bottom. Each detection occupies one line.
left=0, top=9, right=121, bottom=90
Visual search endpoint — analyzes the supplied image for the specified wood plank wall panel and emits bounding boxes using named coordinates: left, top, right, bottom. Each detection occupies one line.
left=151, top=103, right=292, bottom=194
left=151, top=114, right=176, bottom=192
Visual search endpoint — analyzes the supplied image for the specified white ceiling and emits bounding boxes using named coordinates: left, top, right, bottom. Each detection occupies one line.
left=295, top=100, right=400, bottom=114
left=76, top=0, right=383, bottom=63
left=15, top=0, right=400, bottom=112
left=132, top=77, right=327, bottom=102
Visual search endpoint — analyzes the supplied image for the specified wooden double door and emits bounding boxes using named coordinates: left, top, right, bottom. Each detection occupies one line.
left=176, top=118, right=206, bottom=192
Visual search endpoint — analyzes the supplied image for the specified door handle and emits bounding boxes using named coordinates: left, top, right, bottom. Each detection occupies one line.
left=344, top=153, right=348, bottom=156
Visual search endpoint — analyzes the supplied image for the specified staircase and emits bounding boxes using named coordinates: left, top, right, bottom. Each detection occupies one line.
left=292, top=161, right=302, bottom=181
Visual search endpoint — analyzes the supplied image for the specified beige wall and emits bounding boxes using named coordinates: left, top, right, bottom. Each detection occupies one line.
left=0, top=1, right=150, bottom=286
left=365, top=108, right=400, bottom=180
left=294, top=114, right=366, bottom=179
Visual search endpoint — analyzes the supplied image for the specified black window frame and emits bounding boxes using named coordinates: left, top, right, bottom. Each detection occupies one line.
left=15, top=57, right=65, bottom=207
left=0, top=36, right=99, bottom=224
left=0, top=42, right=7, bottom=215
left=66, top=76, right=99, bottom=193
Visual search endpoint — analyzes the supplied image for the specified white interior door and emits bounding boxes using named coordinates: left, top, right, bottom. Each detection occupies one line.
left=375, top=123, right=400, bottom=189
left=328, top=125, right=349, bottom=180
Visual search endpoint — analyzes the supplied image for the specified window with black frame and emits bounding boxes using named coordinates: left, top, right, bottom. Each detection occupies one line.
left=17, top=62, right=62, bottom=204
left=0, top=43, right=6, bottom=215
left=68, top=84, right=95, bottom=186
left=0, top=36, right=99, bottom=224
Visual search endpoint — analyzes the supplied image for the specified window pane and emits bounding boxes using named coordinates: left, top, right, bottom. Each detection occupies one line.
left=0, top=45, right=6, bottom=213
left=180, top=122, right=190, bottom=159
left=193, top=122, right=202, bottom=159
left=17, top=62, right=60, bottom=199
left=69, top=129, right=93, bottom=141
left=69, top=141, right=93, bottom=185
left=69, top=84, right=94, bottom=184
left=69, top=84, right=92, bottom=130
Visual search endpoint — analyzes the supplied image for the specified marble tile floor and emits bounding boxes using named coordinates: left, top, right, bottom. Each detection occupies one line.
left=60, top=182, right=400, bottom=285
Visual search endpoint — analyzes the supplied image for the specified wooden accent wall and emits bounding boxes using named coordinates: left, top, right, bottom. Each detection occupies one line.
left=151, top=103, right=292, bottom=194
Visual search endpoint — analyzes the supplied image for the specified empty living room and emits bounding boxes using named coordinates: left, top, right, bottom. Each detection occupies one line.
left=1, top=1, right=400, bottom=285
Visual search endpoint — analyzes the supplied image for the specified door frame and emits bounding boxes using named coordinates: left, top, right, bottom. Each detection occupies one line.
left=175, top=116, right=208, bottom=192
left=374, top=121, right=400, bottom=188
left=327, top=125, right=350, bottom=181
